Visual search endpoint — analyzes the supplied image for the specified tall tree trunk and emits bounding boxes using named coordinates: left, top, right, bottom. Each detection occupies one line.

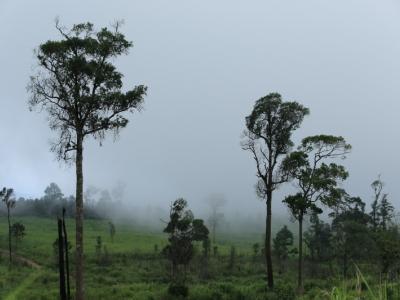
left=62, top=209, right=71, bottom=300
left=58, top=218, right=67, bottom=300
left=75, top=135, right=84, bottom=300
left=7, top=207, right=12, bottom=263
left=265, top=191, right=273, bottom=288
left=298, top=215, right=304, bottom=294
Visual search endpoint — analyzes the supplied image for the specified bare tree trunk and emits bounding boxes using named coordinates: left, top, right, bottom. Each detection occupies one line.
left=265, top=193, right=274, bottom=288
left=7, top=207, right=12, bottom=263
left=58, top=218, right=67, bottom=300
left=298, top=215, right=304, bottom=294
left=75, top=135, right=84, bottom=300
left=62, top=209, right=71, bottom=300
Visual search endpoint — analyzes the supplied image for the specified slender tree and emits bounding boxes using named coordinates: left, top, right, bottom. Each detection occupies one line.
left=281, top=135, right=351, bottom=292
left=58, top=218, right=67, bottom=300
left=28, top=21, right=147, bottom=299
left=1, top=188, right=16, bottom=263
left=370, top=176, right=384, bottom=230
left=108, top=221, right=116, bottom=243
left=206, top=194, right=226, bottom=244
left=241, top=93, right=309, bottom=288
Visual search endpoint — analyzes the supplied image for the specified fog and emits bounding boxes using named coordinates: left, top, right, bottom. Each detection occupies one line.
left=1, top=1, right=400, bottom=226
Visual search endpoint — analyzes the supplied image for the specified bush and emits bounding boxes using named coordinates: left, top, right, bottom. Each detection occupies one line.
left=266, top=281, right=295, bottom=300
left=168, top=283, right=189, bottom=298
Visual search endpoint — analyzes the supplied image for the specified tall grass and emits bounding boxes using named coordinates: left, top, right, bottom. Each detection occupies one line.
left=326, top=264, right=393, bottom=300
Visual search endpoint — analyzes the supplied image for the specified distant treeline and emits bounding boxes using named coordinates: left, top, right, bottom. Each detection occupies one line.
left=0, top=183, right=119, bottom=219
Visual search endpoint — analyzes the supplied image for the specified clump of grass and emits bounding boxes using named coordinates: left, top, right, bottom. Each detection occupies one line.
left=322, top=264, right=391, bottom=300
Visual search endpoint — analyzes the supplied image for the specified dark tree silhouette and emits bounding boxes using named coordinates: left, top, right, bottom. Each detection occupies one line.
left=57, top=218, right=67, bottom=300
left=62, top=208, right=71, bottom=300
left=28, top=21, right=146, bottom=299
left=108, top=221, right=116, bottom=243
left=1, top=187, right=16, bottom=263
left=370, top=176, right=384, bottom=230
left=163, top=198, right=209, bottom=295
left=10, top=222, right=25, bottom=251
left=273, top=225, right=294, bottom=273
left=378, top=195, right=394, bottom=230
left=241, top=93, right=309, bottom=288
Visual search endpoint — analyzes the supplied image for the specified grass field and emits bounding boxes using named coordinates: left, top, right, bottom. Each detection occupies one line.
left=0, top=217, right=274, bottom=299
left=0, top=217, right=397, bottom=299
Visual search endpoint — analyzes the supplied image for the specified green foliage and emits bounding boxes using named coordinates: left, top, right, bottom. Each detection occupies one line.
left=28, top=20, right=147, bottom=160
left=11, top=222, right=25, bottom=249
left=1, top=188, right=16, bottom=211
left=168, top=283, right=189, bottom=298
left=304, top=213, right=332, bottom=262
left=273, top=225, right=294, bottom=262
left=163, top=198, right=209, bottom=293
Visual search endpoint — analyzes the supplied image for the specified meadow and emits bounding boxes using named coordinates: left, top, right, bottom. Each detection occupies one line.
left=0, top=217, right=399, bottom=300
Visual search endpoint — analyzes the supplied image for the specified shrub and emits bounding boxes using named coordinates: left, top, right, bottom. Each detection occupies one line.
left=168, top=283, right=189, bottom=298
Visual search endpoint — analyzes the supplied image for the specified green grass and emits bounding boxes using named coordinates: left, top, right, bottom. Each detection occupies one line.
left=1, top=217, right=399, bottom=299
left=0, top=217, right=270, bottom=299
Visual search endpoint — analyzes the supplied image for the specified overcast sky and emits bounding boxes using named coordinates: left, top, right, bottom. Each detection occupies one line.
left=0, top=0, right=399, bottom=215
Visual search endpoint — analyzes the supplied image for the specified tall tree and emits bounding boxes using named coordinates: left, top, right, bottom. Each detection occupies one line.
left=28, top=21, right=147, bottom=299
left=1, top=188, right=16, bottom=263
left=281, top=135, right=351, bottom=292
left=241, top=93, right=309, bottom=288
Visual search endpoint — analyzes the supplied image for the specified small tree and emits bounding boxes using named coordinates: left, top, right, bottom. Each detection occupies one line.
left=95, top=236, right=102, bottom=262
left=163, top=198, right=209, bottom=296
left=1, top=188, right=16, bottom=263
left=331, top=196, right=374, bottom=277
left=378, top=194, right=394, bottom=230
left=370, top=176, right=384, bottom=230
left=11, top=222, right=25, bottom=251
left=108, top=221, right=116, bottom=243
left=28, top=21, right=147, bottom=299
left=201, top=237, right=211, bottom=279
left=252, top=243, right=260, bottom=262
left=206, top=194, right=226, bottom=244
left=273, top=225, right=294, bottom=273
left=369, top=176, right=394, bottom=231
left=281, top=135, right=351, bottom=292
left=304, top=213, right=332, bottom=263
left=242, top=93, right=309, bottom=288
